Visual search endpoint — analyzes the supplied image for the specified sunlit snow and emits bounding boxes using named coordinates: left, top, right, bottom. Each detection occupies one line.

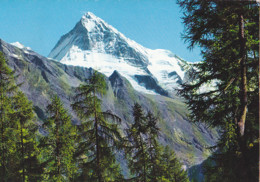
left=49, top=12, right=188, bottom=95
left=60, top=45, right=157, bottom=94
left=11, top=42, right=32, bottom=51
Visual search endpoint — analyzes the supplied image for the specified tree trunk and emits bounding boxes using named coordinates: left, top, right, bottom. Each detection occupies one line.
left=238, top=12, right=247, bottom=138
left=237, top=11, right=249, bottom=181
left=55, top=109, right=61, bottom=179
left=258, top=6, right=260, bottom=181
left=1, top=111, right=5, bottom=182
left=0, top=83, right=6, bottom=182
left=140, top=137, right=146, bottom=182
left=94, top=88, right=102, bottom=182
left=20, top=123, right=25, bottom=182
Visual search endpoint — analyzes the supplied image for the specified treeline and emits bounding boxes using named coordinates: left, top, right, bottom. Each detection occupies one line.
left=177, top=1, right=259, bottom=182
left=0, top=52, right=189, bottom=182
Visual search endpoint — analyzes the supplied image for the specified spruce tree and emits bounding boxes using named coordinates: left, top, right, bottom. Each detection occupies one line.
left=10, top=91, right=43, bottom=182
left=0, top=52, right=18, bottom=181
left=126, top=105, right=189, bottom=182
left=177, top=1, right=259, bottom=181
left=0, top=52, right=42, bottom=181
left=125, top=103, right=149, bottom=182
left=72, top=71, right=123, bottom=182
left=40, top=95, right=77, bottom=181
left=145, top=111, right=163, bottom=182
left=160, top=146, right=189, bottom=182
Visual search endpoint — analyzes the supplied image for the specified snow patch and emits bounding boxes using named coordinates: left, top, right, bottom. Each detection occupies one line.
left=10, top=53, right=19, bottom=58
left=147, top=49, right=185, bottom=91
left=11, top=42, right=31, bottom=50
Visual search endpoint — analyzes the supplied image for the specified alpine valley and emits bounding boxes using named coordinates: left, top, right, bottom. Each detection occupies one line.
left=0, top=12, right=218, bottom=180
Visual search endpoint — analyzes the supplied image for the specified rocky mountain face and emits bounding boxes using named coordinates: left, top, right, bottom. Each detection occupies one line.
left=0, top=39, right=218, bottom=177
left=49, top=12, right=189, bottom=96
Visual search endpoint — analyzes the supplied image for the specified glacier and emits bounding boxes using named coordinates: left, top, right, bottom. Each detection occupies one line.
left=48, top=12, right=188, bottom=95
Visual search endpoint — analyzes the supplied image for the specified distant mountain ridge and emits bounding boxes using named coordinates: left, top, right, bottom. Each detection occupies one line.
left=48, top=12, right=189, bottom=95
left=0, top=39, right=218, bottom=177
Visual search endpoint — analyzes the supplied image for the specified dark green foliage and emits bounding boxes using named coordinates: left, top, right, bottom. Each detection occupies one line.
left=177, top=1, right=259, bottom=181
left=0, top=52, right=17, bottom=181
left=125, top=103, right=149, bottom=181
left=11, top=91, right=43, bottom=182
left=72, top=71, right=123, bottom=182
left=146, top=111, right=163, bottom=182
left=160, top=146, right=189, bottom=182
left=126, top=103, right=189, bottom=182
left=40, top=95, right=77, bottom=181
left=0, top=52, right=42, bottom=181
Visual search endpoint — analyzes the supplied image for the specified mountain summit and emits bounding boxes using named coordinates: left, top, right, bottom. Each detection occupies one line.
left=49, top=12, right=188, bottom=95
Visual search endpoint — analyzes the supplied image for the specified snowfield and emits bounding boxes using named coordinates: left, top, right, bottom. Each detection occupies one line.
left=49, top=12, right=189, bottom=95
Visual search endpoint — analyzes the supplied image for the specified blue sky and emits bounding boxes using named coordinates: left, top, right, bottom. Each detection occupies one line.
left=0, top=0, right=201, bottom=62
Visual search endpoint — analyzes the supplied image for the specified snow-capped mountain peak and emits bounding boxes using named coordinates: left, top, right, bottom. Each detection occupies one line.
left=48, top=12, right=189, bottom=95
left=81, top=12, right=104, bottom=32
left=11, top=42, right=31, bottom=50
left=82, top=12, right=96, bottom=19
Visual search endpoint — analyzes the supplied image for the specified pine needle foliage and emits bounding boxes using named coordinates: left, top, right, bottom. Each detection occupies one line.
left=125, top=103, right=189, bottom=182
left=0, top=52, right=42, bottom=181
left=177, top=1, right=259, bottom=181
left=40, top=95, right=77, bottom=182
left=160, top=146, right=189, bottom=182
left=10, top=91, right=43, bottom=182
left=72, top=71, right=123, bottom=182
left=0, top=52, right=18, bottom=181
left=125, top=103, right=149, bottom=182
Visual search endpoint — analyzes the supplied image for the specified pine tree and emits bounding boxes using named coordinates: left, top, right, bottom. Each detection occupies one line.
left=126, top=105, right=189, bottom=182
left=125, top=103, right=149, bottom=182
left=0, top=52, right=18, bottom=181
left=0, top=52, right=42, bottom=181
left=145, top=111, right=163, bottom=182
left=40, top=95, right=77, bottom=181
left=10, top=91, right=43, bottom=182
left=160, top=146, right=189, bottom=182
left=177, top=1, right=259, bottom=181
left=72, top=71, right=123, bottom=182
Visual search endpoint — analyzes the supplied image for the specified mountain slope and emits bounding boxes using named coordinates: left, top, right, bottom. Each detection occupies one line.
left=49, top=12, right=188, bottom=95
left=1, top=39, right=218, bottom=178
